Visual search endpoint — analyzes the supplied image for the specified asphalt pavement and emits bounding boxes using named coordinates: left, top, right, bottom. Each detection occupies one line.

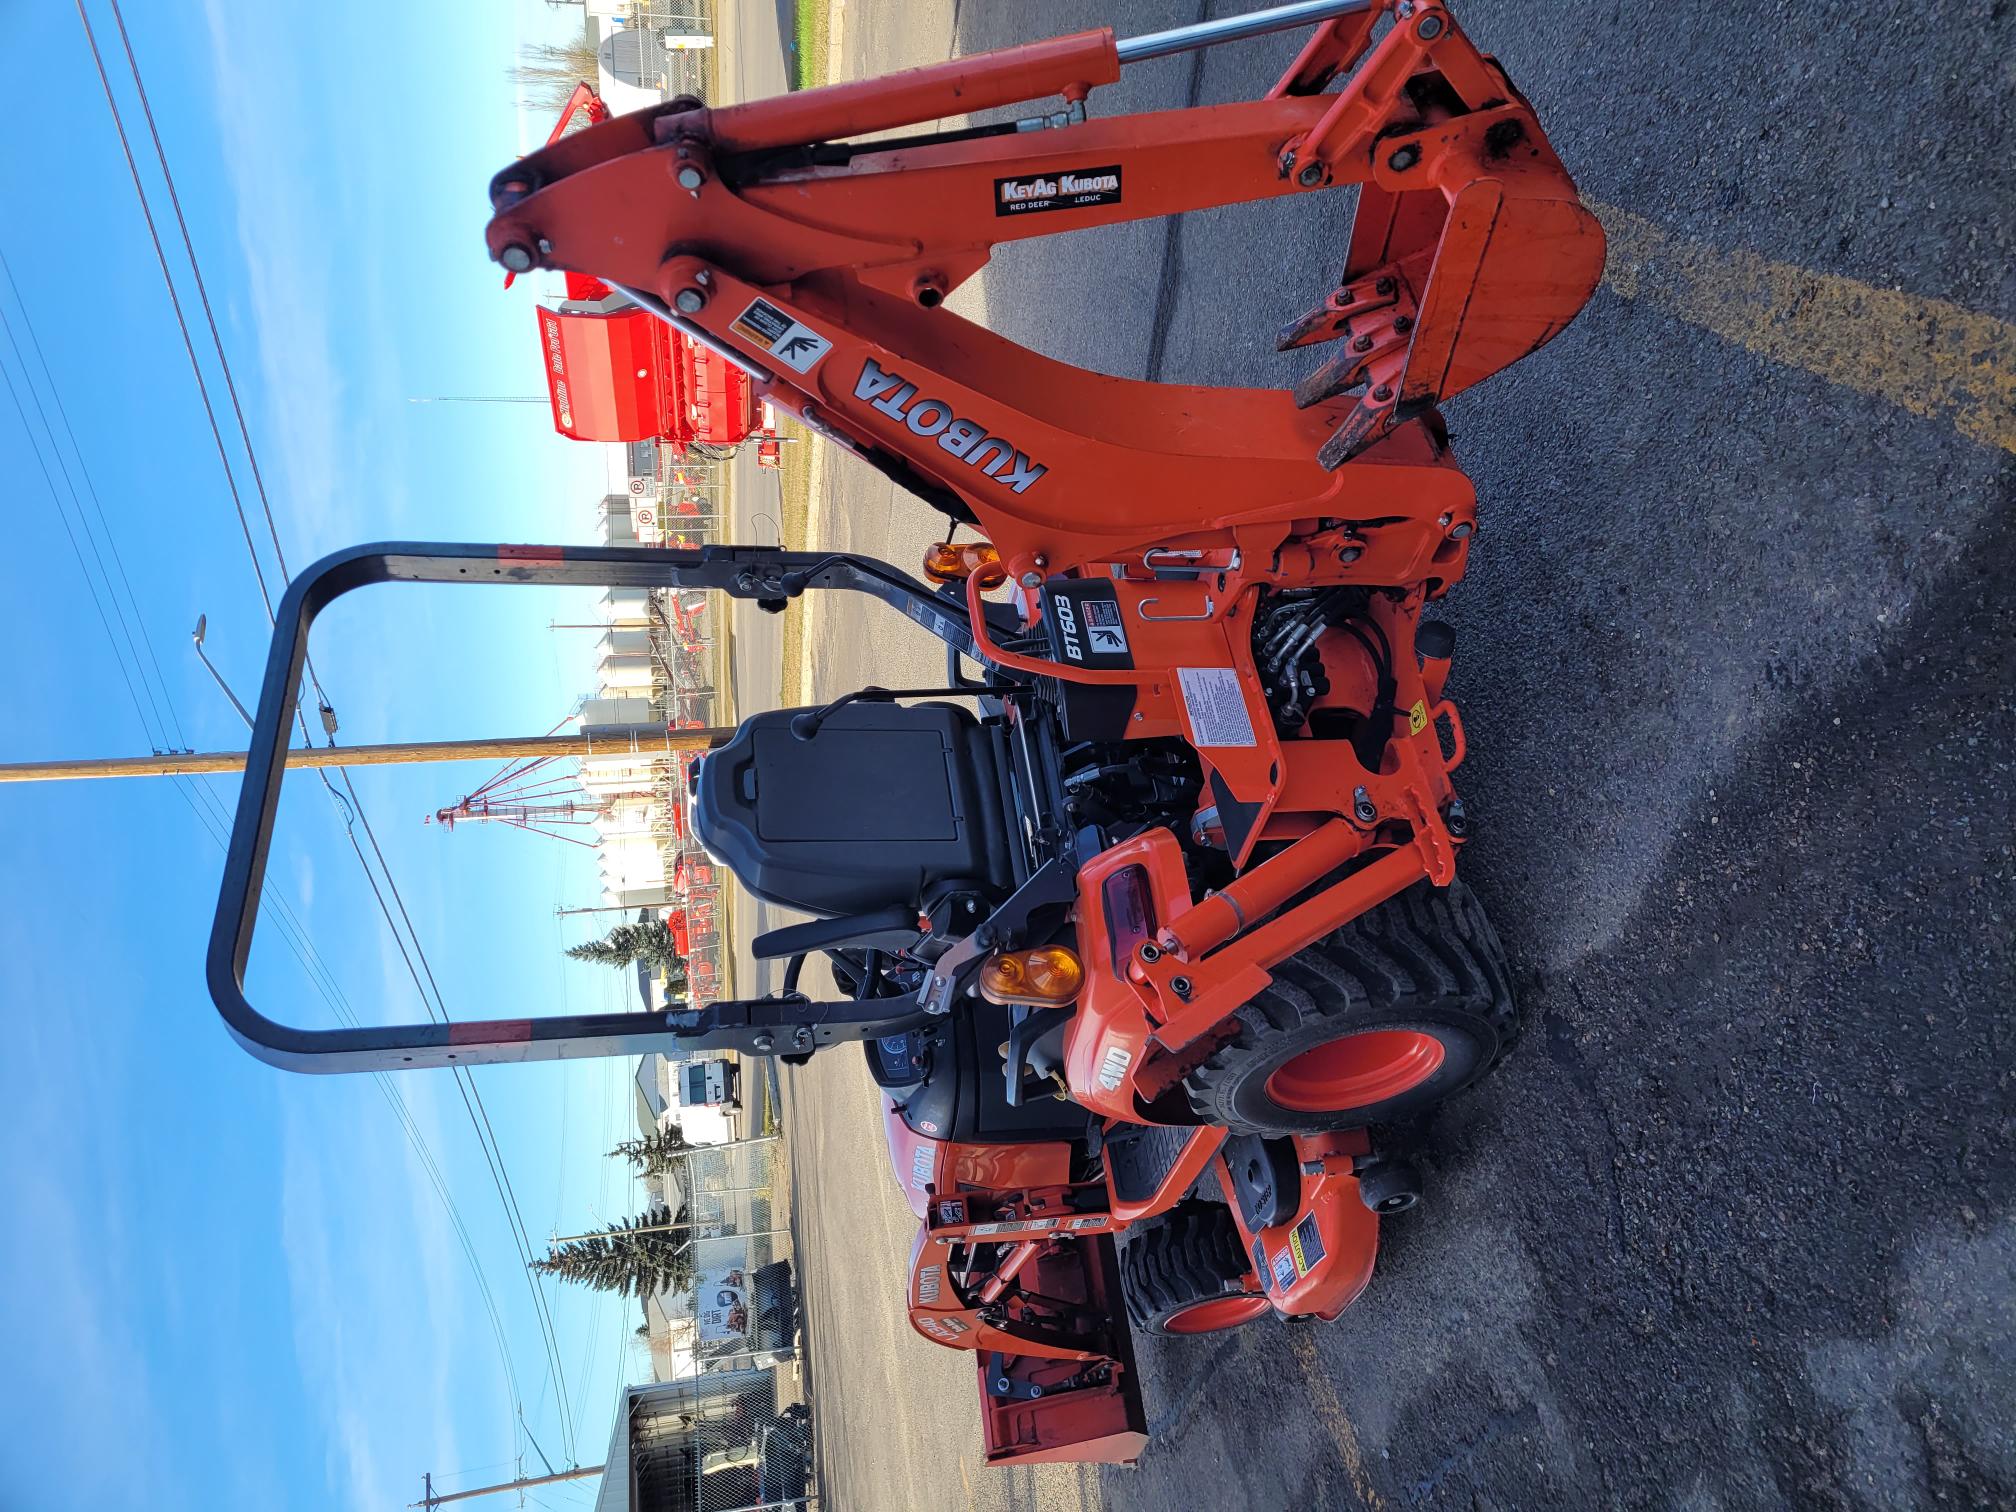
left=726, top=1, right=2016, bottom=1507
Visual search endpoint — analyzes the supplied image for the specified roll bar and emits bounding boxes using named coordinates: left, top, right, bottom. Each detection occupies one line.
left=205, top=540, right=984, bottom=1074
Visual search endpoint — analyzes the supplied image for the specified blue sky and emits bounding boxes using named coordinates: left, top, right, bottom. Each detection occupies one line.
left=0, top=4, right=656, bottom=1507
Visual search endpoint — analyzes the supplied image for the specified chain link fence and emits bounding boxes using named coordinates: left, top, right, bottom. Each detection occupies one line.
left=609, top=1, right=715, bottom=103
left=624, top=1133, right=811, bottom=1512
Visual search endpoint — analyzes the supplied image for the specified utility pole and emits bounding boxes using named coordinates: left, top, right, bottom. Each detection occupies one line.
left=0, top=726, right=732, bottom=784
left=413, top=1464, right=603, bottom=1507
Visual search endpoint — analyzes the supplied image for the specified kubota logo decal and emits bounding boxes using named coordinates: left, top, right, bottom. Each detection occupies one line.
left=853, top=359, right=1048, bottom=494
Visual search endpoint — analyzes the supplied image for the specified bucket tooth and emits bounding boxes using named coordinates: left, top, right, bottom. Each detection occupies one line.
left=1316, top=391, right=1399, bottom=471
left=1276, top=283, right=1398, bottom=352
left=1278, top=298, right=1350, bottom=352
left=1293, top=349, right=1367, bottom=409
left=1294, top=324, right=1410, bottom=409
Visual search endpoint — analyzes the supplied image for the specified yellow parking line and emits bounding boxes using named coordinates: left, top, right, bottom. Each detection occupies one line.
left=1289, top=1328, right=1386, bottom=1508
left=1592, top=199, right=2016, bottom=455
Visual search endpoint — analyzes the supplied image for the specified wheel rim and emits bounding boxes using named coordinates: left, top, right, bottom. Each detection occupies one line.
left=1162, top=1293, right=1271, bottom=1334
left=1265, top=1029, right=1446, bottom=1113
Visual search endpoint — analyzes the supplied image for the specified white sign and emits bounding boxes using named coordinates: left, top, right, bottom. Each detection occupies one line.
left=696, top=1263, right=750, bottom=1343
left=1177, top=666, right=1257, bottom=748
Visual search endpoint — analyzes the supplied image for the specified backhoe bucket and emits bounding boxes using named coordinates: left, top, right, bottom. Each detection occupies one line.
left=1286, top=165, right=1605, bottom=466
left=1271, top=2, right=1608, bottom=466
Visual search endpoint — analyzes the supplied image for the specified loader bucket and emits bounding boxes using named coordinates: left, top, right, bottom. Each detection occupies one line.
left=977, top=1235, right=1148, bottom=1467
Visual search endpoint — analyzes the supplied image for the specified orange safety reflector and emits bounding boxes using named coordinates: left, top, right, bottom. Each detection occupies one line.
left=978, top=945, right=1085, bottom=1007
left=922, top=541, right=1003, bottom=586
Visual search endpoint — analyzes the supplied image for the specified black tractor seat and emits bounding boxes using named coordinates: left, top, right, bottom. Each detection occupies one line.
left=692, top=701, right=1017, bottom=923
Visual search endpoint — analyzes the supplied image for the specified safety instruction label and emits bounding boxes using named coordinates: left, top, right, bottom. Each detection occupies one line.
left=730, top=297, right=831, bottom=373
left=1177, top=667, right=1257, bottom=748
left=1271, top=1248, right=1298, bottom=1291
left=1289, top=1212, right=1327, bottom=1277
left=1408, top=699, right=1429, bottom=735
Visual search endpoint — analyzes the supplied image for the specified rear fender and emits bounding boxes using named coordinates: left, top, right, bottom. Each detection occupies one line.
left=1218, top=1130, right=1380, bottom=1321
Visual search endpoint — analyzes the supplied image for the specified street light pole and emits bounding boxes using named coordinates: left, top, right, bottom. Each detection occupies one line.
left=190, top=615, right=255, bottom=730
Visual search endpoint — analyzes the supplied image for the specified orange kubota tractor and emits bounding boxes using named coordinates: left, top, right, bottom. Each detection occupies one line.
left=210, top=0, right=1601, bottom=1469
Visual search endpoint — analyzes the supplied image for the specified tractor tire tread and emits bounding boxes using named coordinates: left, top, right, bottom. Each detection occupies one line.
left=1119, top=1200, right=1262, bottom=1335
left=1182, top=878, right=1518, bottom=1135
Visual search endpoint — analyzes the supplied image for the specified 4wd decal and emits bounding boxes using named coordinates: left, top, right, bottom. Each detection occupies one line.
left=853, top=359, right=1048, bottom=494
left=995, top=164, right=1123, bottom=217
left=1096, top=1044, right=1132, bottom=1093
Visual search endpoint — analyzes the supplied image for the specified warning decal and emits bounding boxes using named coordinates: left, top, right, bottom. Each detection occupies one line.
left=1177, top=667, right=1257, bottom=748
left=1408, top=699, right=1429, bottom=735
left=1289, top=1212, right=1327, bottom=1278
left=1271, top=1247, right=1297, bottom=1291
left=1045, top=579, right=1133, bottom=669
left=730, top=298, right=832, bottom=373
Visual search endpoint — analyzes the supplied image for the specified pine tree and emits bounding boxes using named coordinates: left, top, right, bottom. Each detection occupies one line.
left=610, top=1125, right=695, bottom=1180
left=565, top=919, right=688, bottom=990
left=531, top=1204, right=695, bottom=1299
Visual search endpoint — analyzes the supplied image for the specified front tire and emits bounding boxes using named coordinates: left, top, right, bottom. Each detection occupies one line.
left=1183, top=878, right=1517, bottom=1136
left=1119, top=1201, right=1272, bottom=1337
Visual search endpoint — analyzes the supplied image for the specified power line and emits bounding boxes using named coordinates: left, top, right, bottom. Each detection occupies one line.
left=71, top=0, right=280, bottom=623
left=339, top=764, right=581, bottom=1465
left=0, top=258, right=186, bottom=751
left=0, top=341, right=165, bottom=752
left=1, top=237, right=520, bottom=1437
left=105, top=0, right=296, bottom=583
left=78, top=0, right=582, bottom=1466
left=169, top=772, right=528, bottom=1445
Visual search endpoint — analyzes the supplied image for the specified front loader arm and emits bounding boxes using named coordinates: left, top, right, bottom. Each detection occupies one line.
left=484, top=0, right=1602, bottom=574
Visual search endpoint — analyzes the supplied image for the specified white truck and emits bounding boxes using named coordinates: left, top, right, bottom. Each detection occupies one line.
left=677, top=1057, right=739, bottom=1110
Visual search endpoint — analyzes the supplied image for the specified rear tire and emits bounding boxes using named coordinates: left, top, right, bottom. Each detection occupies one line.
left=1183, top=878, right=1517, bottom=1136
left=1119, top=1201, right=1272, bottom=1337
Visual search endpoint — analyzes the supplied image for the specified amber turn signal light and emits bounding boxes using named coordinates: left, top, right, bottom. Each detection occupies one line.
left=922, top=541, right=1004, bottom=586
left=977, top=945, right=1084, bottom=1007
